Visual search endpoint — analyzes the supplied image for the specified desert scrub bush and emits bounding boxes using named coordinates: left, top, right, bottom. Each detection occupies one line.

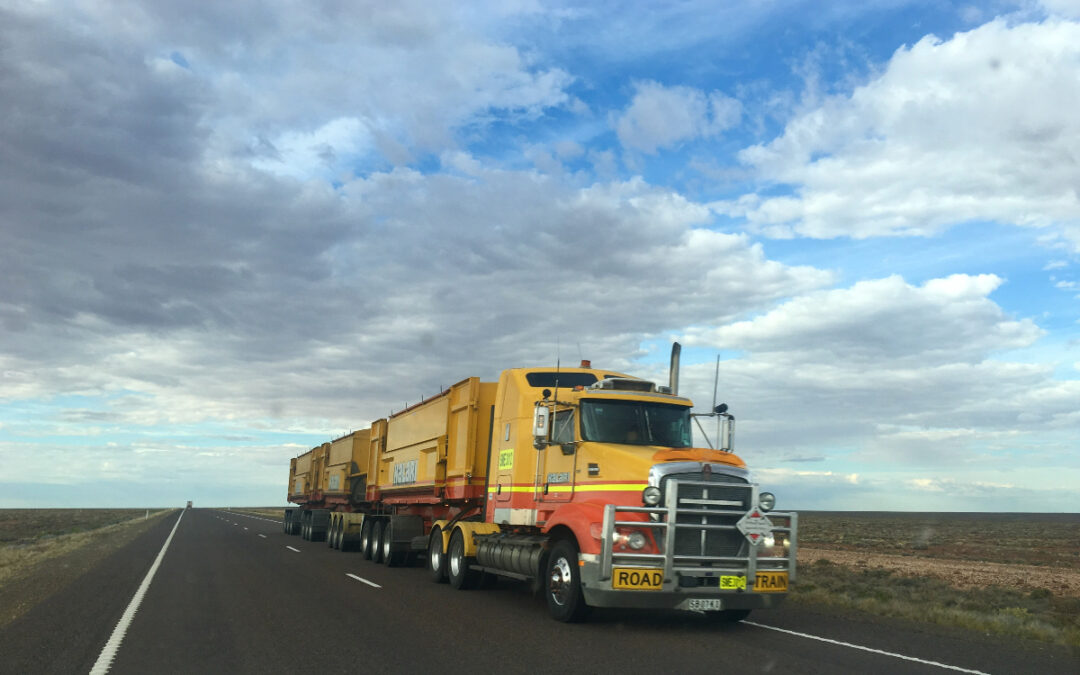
left=792, top=559, right=1078, bottom=646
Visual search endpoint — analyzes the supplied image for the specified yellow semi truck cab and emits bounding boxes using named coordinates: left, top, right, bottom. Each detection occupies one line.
left=478, top=361, right=796, bottom=621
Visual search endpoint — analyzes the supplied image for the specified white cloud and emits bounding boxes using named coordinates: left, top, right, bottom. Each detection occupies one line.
left=1040, top=0, right=1080, bottom=20
left=616, top=81, right=742, bottom=154
left=685, top=274, right=1041, bottom=366
left=674, top=272, right=1079, bottom=480
left=724, top=19, right=1080, bottom=248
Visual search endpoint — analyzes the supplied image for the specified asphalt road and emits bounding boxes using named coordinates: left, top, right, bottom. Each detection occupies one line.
left=1, top=509, right=1076, bottom=674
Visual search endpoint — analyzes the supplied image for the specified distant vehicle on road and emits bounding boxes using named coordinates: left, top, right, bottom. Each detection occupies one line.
left=186, top=501, right=193, bottom=509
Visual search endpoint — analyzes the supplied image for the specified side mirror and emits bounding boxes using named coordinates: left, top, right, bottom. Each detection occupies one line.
left=532, top=405, right=550, bottom=449
left=719, top=413, right=735, bottom=452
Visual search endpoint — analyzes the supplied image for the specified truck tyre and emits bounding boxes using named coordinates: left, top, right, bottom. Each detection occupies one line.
left=327, top=517, right=337, bottom=548
left=338, top=520, right=350, bottom=552
left=381, top=520, right=403, bottom=567
left=283, top=511, right=291, bottom=534
left=360, top=519, right=375, bottom=560
left=427, top=527, right=447, bottom=583
left=448, top=529, right=480, bottom=590
left=706, top=609, right=751, bottom=623
left=546, top=540, right=590, bottom=623
left=371, top=520, right=385, bottom=563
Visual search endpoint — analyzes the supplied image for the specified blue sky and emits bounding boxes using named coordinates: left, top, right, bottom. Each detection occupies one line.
left=1, top=0, right=1078, bottom=510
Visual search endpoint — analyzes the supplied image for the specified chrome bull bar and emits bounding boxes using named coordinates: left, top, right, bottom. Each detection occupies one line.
left=597, top=479, right=798, bottom=583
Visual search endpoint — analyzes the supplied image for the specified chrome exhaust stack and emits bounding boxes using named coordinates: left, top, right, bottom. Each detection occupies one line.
left=669, top=342, right=681, bottom=396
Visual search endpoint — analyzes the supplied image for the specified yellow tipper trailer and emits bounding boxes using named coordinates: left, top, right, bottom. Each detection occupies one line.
left=373, top=377, right=496, bottom=505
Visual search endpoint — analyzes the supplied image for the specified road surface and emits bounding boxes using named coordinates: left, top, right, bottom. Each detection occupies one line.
left=1, top=509, right=1075, bottom=674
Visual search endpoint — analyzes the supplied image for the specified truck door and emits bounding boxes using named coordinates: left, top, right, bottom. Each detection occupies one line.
left=537, top=407, right=576, bottom=503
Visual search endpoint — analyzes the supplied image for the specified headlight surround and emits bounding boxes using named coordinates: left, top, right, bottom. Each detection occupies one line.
left=759, top=491, right=776, bottom=511
left=642, top=486, right=662, bottom=506
left=760, top=532, right=789, bottom=557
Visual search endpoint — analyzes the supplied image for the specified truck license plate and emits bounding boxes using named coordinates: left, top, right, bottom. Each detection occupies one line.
left=687, top=598, right=722, bottom=611
left=612, top=567, right=664, bottom=590
left=754, top=571, right=788, bottom=592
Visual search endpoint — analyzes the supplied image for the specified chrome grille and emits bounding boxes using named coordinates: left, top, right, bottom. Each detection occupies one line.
left=664, top=473, right=749, bottom=559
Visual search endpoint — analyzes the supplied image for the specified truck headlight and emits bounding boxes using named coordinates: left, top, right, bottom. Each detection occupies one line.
left=642, top=486, right=662, bottom=506
left=759, top=492, right=775, bottom=511
left=627, top=532, right=647, bottom=550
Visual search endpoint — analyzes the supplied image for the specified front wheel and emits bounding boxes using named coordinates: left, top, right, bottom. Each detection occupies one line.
left=546, top=540, right=590, bottom=622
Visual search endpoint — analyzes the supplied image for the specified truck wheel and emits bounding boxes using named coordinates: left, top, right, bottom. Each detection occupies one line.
left=338, top=520, right=350, bottom=552
left=427, top=527, right=447, bottom=583
left=546, top=540, right=590, bottom=623
left=360, top=519, right=374, bottom=560
left=283, top=511, right=291, bottom=534
left=447, top=529, right=480, bottom=590
left=371, top=520, right=385, bottom=563
left=707, top=609, right=751, bottom=623
left=327, top=518, right=337, bottom=548
left=381, top=520, right=402, bottom=567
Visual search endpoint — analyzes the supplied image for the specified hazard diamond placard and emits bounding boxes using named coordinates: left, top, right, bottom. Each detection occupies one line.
left=736, top=509, right=774, bottom=545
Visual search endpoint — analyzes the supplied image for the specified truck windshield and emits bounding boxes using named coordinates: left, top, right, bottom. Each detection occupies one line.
left=580, top=400, right=692, bottom=447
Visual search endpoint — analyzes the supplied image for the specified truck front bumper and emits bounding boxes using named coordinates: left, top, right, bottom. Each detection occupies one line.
left=579, top=560, right=787, bottom=611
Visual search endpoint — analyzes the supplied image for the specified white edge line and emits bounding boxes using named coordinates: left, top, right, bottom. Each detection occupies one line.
left=743, top=621, right=990, bottom=675
left=346, top=573, right=382, bottom=588
left=286, top=546, right=300, bottom=553
left=89, top=509, right=185, bottom=675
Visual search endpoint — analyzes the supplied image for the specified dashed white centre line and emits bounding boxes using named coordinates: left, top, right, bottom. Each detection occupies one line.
left=744, top=621, right=989, bottom=674
left=243, top=527, right=248, bottom=531
left=346, top=573, right=382, bottom=588
left=286, top=545, right=301, bottom=553
left=258, top=534, right=267, bottom=538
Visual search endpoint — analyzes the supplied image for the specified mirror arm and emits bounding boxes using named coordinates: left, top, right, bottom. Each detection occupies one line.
left=692, top=415, right=715, bottom=450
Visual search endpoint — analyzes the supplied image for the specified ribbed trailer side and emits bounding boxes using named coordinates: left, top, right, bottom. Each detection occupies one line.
left=373, top=377, right=496, bottom=506
left=325, top=429, right=372, bottom=503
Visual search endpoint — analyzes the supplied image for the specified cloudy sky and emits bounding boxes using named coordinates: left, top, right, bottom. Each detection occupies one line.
left=2, top=0, right=1078, bottom=511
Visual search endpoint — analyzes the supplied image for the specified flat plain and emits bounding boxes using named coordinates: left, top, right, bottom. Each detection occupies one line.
left=0, top=508, right=171, bottom=627
left=793, top=511, right=1080, bottom=646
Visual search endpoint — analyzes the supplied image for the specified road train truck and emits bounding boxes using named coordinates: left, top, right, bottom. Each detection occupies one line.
left=284, top=344, right=796, bottom=622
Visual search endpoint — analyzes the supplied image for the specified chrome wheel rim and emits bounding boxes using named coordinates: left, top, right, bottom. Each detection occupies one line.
left=449, top=544, right=461, bottom=576
left=549, top=557, right=572, bottom=606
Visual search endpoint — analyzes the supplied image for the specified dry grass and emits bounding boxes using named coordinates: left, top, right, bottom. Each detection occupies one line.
left=796, top=511, right=1079, bottom=567
left=0, top=508, right=174, bottom=628
left=0, top=509, right=170, bottom=587
left=791, top=512, right=1080, bottom=647
left=221, top=507, right=286, bottom=520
